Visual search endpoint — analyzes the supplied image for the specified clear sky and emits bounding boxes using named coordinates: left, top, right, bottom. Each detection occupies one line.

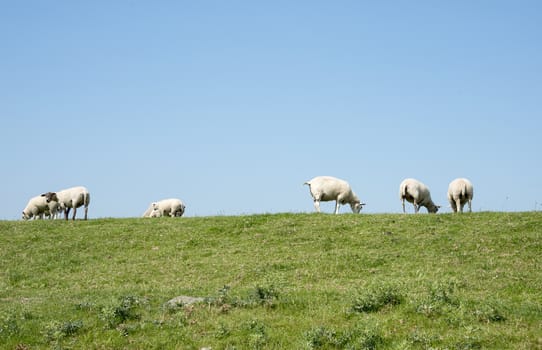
left=2, top=1, right=541, bottom=219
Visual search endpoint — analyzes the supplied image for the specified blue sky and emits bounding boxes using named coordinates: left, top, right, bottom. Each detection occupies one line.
left=2, top=1, right=541, bottom=219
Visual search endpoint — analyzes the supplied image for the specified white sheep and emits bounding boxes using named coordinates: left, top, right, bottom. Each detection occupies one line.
left=43, top=186, right=90, bottom=220
left=399, top=178, right=439, bottom=213
left=142, top=198, right=185, bottom=218
left=22, top=194, right=60, bottom=220
left=447, top=178, right=474, bottom=213
left=304, top=176, right=365, bottom=214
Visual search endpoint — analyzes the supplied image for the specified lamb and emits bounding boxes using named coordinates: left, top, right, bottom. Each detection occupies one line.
left=447, top=178, right=474, bottom=213
left=43, top=186, right=90, bottom=220
left=304, top=176, right=365, bottom=214
left=399, top=178, right=439, bottom=213
left=142, top=198, right=185, bottom=218
left=22, top=194, right=60, bottom=220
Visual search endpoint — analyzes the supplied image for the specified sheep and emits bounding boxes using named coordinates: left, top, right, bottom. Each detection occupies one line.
left=447, top=178, right=474, bottom=213
left=43, top=186, right=90, bottom=220
left=22, top=194, right=60, bottom=220
left=399, top=178, right=439, bottom=213
left=142, top=198, right=185, bottom=218
left=304, top=176, right=365, bottom=214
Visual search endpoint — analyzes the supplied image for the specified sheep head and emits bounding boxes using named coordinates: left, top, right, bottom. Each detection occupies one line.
left=42, top=192, right=58, bottom=203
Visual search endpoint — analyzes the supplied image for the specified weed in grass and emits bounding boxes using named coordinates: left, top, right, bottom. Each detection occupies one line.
left=206, top=285, right=235, bottom=313
left=206, top=284, right=280, bottom=310
left=408, top=329, right=440, bottom=348
left=245, top=320, right=268, bottom=349
left=0, top=313, right=20, bottom=337
left=304, top=326, right=339, bottom=348
left=428, top=280, right=461, bottom=306
left=247, top=284, right=279, bottom=308
left=303, top=324, right=383, bottom=350
left=454, top=335, right=482, bottom=350
left=473, top=301, right=507, bottom=323
left=346, top=327, right=383, bottom=350
left=7, top=270, right=25, bottom=286
left=211, top=285, right=233, bottom=304
left=350, top=283, right=403, bottom=313
left=42, top=320, right=83, bottom=346
left=214, top=322, right=231, bottom=339
left=115, top=323, right=139, bottom=337
left=98, top=295, right=145, bottom=329
left=74, top=301, right=96, bottom=311
left=170, top=311, right=191, bottom=329
left=415, top=279, right=461, bottom=318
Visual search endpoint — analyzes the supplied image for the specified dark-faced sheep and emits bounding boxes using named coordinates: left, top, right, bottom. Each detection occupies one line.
left=43, top=186, right=90, bottom=220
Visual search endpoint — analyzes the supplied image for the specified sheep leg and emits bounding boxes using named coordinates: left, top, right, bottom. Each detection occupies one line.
left=313, top=200, right=321, bottom=213
left=414, top=202, right=420, bottom=214
left=334, top=201, right=340, bottom=214
left=450, top=200, right=457, bottom=213
left=467, top=200, right=472, bottom=213
left=402, top=199, right=406, bottom=213
left=64, top=208, right=70, bottom=220
left=72, top=207, right=77, bottom=220
left=84, top=206, right=88, bottom=220
left=456, top=199, right=463, bottom=213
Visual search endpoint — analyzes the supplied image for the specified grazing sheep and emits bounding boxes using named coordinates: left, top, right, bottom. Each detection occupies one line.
left=22, top=194, right=60, bottom=220
left=448, top=178, right=474, bottom=213
left=142, top=198, right=185, bottom=218
left=399, top=178, right=439, bottom=213
left=43, top=186, right=90, bottom=220
left=304, top=176, right=365, bottom=214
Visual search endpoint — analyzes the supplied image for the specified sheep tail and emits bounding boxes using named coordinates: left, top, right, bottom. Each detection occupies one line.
left=401, top=184, right=408, bottom=198
left=460, top=184, right=467, bottom=200
left=84, top=192, right=91, bottom=207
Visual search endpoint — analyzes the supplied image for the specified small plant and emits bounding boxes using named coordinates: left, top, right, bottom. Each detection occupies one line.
left=408, top=329, right=442, bottom=348
left=350, top=283, right=403, bottom=313
left=74, top=301, right=96, bottom=311
left=415, top=280, right=461, bottom=318
left=206, top=284, right=280, bottom=310
left=214, top=322, right=231, bottom=339
left=428, top=280, right=460, bottom=306
left=206, top=285, right=233, bottom=306
left=246, top=284, right=279, bottom=308
left=99, top=295, right=144, bottom=329
left=303, top=325, right=383, bottom=349
left=473, top=302, right=506, bottom=323
left=116, top=323, right=139, bottom=337
left=245, top=320, right=268, bottom=349
left=0, top=313, right=20, bottom=337
left=43, top=320, right=83, bottom=344
left=454, top=335, right=482, bottom=349
left=304, top=326, right=339, bottom=349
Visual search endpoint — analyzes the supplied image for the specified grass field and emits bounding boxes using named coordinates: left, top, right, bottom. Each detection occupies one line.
left=1, top=212, right=541, bottom=349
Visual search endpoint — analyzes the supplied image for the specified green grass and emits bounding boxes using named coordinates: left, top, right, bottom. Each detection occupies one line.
left=1, top=212, right=541, bottom=349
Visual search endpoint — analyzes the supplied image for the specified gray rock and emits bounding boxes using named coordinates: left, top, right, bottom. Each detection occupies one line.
left=166, top=295, right=205, bottom=307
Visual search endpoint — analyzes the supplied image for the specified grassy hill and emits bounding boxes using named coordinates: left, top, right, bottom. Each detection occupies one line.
left=1, top=212, right=541, bottom=349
